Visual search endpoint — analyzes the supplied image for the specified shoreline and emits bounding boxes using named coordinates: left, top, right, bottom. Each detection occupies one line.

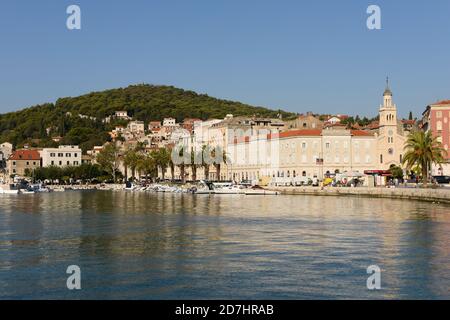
left=269, top=186, right=450, bottom=204
left=43, top=184, right=450, bottom=204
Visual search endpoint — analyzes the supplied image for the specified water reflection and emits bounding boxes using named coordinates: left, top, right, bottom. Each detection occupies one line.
left=0, top=191, right=449, bottom=299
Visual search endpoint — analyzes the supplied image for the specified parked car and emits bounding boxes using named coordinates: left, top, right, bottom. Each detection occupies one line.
left=433, top=176, right=450, bottom=184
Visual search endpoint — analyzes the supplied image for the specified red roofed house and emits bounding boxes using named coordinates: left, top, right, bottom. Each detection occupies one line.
left=7, top=149, right=42, bottom=176
left=422, top=100, right=450, bottom=175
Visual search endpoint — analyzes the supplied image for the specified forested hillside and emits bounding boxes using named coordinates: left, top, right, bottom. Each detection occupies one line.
left=0, top=84, right=294, bottom=152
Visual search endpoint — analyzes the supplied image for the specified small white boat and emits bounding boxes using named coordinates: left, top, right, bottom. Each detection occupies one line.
left=20, top=190, right=35, bottom=195
left=214, top=184, right=246, bottom=194
left=0, top=184, right=21, bottom=194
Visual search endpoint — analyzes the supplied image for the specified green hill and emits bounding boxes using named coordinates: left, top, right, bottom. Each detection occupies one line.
left=0, top=84, right=294, bottom=152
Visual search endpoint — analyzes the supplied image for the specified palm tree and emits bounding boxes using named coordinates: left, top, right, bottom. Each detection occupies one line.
left=190, top=147, right=202, bottom=182
left=173, top=145, right=187, bottom=184
left=136, top=154, right=157, bottom=181
left=123, top=149, right=139, bottom=180
left=201, top=145, right=210, bottom=180
left=402, top=130, right=446, bottom=185
left=152, top=148, right=171, bottom=180
left=211, top=146, right=228, bottom=181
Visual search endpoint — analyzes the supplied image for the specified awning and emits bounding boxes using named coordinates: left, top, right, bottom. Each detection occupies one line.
left=364, top=170, right=392, bottom=176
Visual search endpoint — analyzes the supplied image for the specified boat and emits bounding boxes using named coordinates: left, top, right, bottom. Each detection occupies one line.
left=244, top=186, right=280, bottom=195
left=20, top=189, right=35, bottom=194
left=0, top=184, right=20, bottom=194
left=213, top=183, right=247, bottom=194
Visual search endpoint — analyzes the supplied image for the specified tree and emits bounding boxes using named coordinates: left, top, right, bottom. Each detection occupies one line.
left=402, top=130, right=446, bottom=185
left=389, top=164, right=404, bottom=180
left=190, top=147, right=202, bottom=182
left=201, top=145, right=210, bottom=180
left=152, top=148, right=171, bottom=180
left=136, top=154, right=157, bottom=180
left=211, top=146, right=228, bottom=181
left=96, top=143, right=121, bottom=182
left=123, top=148, right=140, bottom=180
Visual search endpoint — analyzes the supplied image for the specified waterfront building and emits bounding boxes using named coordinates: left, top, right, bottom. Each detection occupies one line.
left=422, top=100, right=450, bottom=175
left=0, top=142, right=13, bottom=170
left=160, top=82, right=410, bottom=183
left=41, top=145, right=82, bottom=167
left=227, top=128, right=377, bottom=183
left=7, top=149, right=41, bottom=176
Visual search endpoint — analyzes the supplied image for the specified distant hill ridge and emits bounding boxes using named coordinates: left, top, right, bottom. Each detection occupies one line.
left=0, top=84, right=294, bottom=151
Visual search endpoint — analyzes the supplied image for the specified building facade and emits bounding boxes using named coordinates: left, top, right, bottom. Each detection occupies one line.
left=376, top=82, right=407, bottom=170
left=7, top=149, right=41, bottom=176
left=422, top=100, right=450, bottom=175
left=41, top=145, right=82, bottom=167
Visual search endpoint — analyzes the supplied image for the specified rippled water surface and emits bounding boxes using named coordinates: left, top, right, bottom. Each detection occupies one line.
left=0, top=191, right=449, bottom=299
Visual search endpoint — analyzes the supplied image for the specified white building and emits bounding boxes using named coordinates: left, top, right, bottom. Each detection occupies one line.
left=127, top=121, right=145, bottom=133
left=0, top=142, right=13, bottom=169
left=41, top=145, right=82, bottom=167
left=163, top=117, right=177, bottom=127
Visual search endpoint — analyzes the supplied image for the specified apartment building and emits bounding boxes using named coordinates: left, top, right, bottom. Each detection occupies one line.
left=41, top=145, right=82, bottom=167
left=422, top=100, right=450, bottom=175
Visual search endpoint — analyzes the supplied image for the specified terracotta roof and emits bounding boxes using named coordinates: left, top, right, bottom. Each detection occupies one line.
left=268, top=129, right=322, bottom=140
left=9, top=149, right=41, bottom=161
left=351, top=130, right=374, bottom=137
left=431, top=100, right=450, bottom=105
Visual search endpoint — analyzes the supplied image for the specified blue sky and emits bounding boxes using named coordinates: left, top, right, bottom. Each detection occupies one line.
left=0, top=0, right=449, bottom=118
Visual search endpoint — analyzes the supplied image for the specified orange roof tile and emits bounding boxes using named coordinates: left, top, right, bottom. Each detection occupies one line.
left=9, top=149, right=41, bottom=161
left=268, top=129, right=322, bottom=140
left=432, top=100, right=450, bottom=105
left=351, top=130, right=374, bottom=136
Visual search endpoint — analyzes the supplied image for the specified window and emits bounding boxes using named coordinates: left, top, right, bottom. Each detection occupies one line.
left=437, top=121, right=443, bottom=131
left=74, top=161, right=79, bottom=165
left=51, top=161, right=54, bottom=165
left=12, top=161, right=16, bottom=166
left=325, top=142, right=330, bottom=149
left=59, top=161, right=62, bottom=165
left=58, top=153, right=63, bottom=157
left=50, top=153, right=55, bottom=157
left=66, top=153, right=71, bottom=157
left=301, top=142, right=307, bottom=149
left=26, top=162, right=29, bottom=165
left=67, top=161, right=70, bottom=165
left=437, top=111, right=442, bottom=118
left=380, top=154, right=383, bottom=164
left=74, top=153, right=78, bottom=158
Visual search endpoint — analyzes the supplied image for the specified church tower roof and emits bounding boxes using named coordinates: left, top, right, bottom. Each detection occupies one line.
left=383, top=77, right=392, bottom=96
